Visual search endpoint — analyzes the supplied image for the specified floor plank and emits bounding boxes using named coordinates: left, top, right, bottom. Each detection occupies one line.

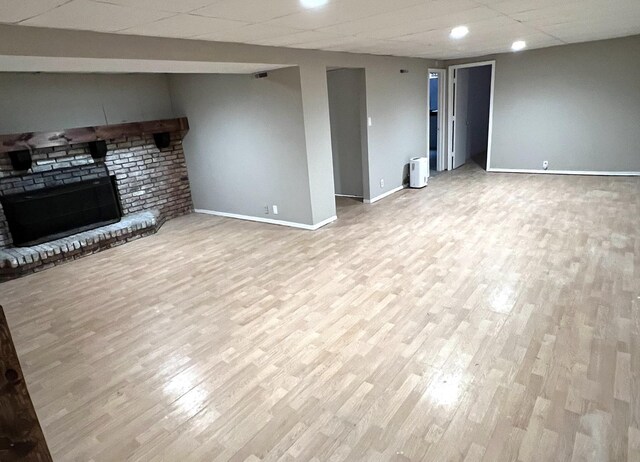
left=2, top=163, right=639, bottom=461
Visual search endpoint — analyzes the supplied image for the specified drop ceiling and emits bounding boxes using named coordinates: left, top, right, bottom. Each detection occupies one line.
left=1, top=0, right=639, bottom=59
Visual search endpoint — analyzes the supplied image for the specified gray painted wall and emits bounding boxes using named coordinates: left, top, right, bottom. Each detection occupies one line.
left=327, top=68, right=366, bottom=197
left=298, top=63, right=336, bottom=224
left=0, top=25, right=434, bottom=218
left=168, top=68, right=314, bottom=225
left=0, top=73, right=174, bottom=133
left=359, top=75, right=371, bottom=201
left=366, top=66, right=429, bottom=194
left=449, top=35, right=640, bottom=173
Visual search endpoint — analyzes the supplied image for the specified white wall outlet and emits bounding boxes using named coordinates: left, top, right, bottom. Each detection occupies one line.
left=272, top=205, right=278, bottom=215
left=380, top=179, right=385, bottom=188
left=368, top=117, right=372, bottom=127
left=542, top=160, right=549, bottom=170
left=264, top=205, right=269, bottom=214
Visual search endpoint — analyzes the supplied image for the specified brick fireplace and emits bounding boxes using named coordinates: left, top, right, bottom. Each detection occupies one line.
left=0, top=121, right=193, bottom=279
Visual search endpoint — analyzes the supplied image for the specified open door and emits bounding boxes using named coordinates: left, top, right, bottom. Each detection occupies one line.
left=448, top=61, right=495, bottom=171
left=452, top=67, right=470, bottom=169
left=428, top=69, right=447, bottom=173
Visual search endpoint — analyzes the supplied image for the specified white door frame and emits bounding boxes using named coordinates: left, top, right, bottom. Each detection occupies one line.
left=427, top=68, right=447, bottom=172
left=447, top=60, right=496, bottom=171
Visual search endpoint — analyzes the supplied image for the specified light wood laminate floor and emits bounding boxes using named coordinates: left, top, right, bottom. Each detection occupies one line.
left=2, top=164, right=640, bottom=461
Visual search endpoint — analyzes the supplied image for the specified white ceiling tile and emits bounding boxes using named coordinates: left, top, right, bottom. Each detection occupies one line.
left=477, top=0, right=584, bottom=16
left=391, top=16, right=524, bottom=43
left=8, top=0, right=640, bottom=59
left=121, top=13, right=247, bottom=38
left=195, top=24, right=302, bottom=44
left=99, top=0, right=218, bottom=14
left=253, top=30, right=345, bottom=47
left=0, top=0, right=68, bottom=24
left=540, top=21, right=640, bottom=44
left=264, top=0, right=426, bottom=30
left=294, top=35, right=370, bottom=50
left=193, top=0, right=304, bottom=23
left=317, top=1, right=484, bottom=37
left=340, top=6, right=504, bottom=41
left=21, top=0, right=174, bottom=32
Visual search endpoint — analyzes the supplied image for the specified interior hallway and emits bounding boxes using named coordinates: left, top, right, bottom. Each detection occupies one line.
left=2, top=164, right=639, bottom=461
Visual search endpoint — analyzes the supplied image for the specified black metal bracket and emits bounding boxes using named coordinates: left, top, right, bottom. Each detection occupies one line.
left=88, top=140, right=108, bottom=160
left=9, top=150, right=32, bottom=171
left=153, top=132, right=171, bottom=149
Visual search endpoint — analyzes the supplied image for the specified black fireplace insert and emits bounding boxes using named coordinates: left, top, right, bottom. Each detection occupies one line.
left=0, top=176, right=121, bottom=247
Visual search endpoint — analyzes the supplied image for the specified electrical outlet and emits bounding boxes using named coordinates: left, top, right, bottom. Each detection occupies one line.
left=368, top=117, right=372, bottom=127
left=264, top=205, right=269, bottom=214
left=542, top=160, right=549, bottom=170
left=380, top=179, right=384, bottom=188
left=272, top=205, right=278, bottom=215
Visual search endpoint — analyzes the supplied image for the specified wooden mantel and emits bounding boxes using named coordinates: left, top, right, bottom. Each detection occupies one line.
left=0, top=117, right=189, bottom=154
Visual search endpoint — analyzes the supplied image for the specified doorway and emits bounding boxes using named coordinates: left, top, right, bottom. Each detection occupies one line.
left=447, top=61, right=495, bottom=171
left=428, top=69, right=446, bottom=173
left=327, top=68, right=368, bottom=208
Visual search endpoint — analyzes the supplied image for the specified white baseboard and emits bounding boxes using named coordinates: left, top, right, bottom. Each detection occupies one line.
left=488, top=167, right=640, bottom=177
left=195, top=209, right=337, bottom=231
left=364, top=185, right=405, bottom=204
left=311, top=215, right=339, bottom=230
left=335, top=194, right=363, bottom=199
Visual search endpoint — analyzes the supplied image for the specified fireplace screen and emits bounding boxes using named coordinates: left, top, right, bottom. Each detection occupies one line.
left=0, top=176, right=121, bottom=247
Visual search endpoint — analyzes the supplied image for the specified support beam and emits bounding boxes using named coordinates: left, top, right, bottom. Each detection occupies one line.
left=0, top=305, right=52, bottom=461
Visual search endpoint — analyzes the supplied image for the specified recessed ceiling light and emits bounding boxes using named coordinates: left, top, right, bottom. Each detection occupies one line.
left=300, top=0, right=328, bottom=8
left=450, top=26, right=469, bottom=39
left=511, top=40, right=527, bottom=51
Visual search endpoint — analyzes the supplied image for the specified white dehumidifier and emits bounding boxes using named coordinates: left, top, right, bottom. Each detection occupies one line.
left=409, top=157, right=429, bottom=188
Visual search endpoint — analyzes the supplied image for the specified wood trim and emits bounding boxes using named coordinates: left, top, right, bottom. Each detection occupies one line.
left=0, top=305, right=53, bottom=461
left=0, top=117, right=189, bottom=154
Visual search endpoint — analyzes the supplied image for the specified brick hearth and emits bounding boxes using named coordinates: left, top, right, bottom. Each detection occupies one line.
left=0, top=129, right=193, bottom=279
left=0, top=210, right=160, bottom=281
